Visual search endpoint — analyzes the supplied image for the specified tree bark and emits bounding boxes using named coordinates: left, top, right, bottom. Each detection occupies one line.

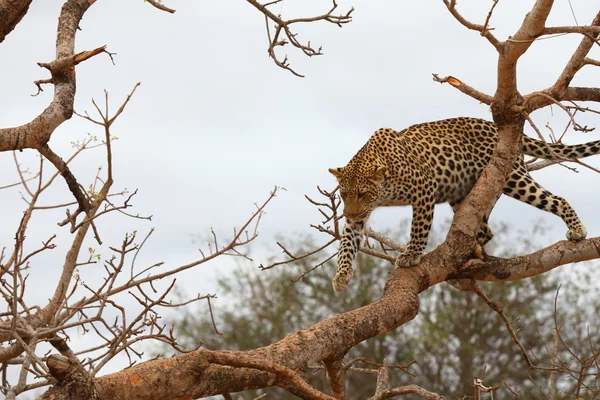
left=0, top=0, right=32, bottom=43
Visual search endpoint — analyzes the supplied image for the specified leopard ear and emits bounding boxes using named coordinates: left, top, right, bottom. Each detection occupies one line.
left=328, top=167, right=344, bottom=180
left=369, top=166, right=387, bottom=183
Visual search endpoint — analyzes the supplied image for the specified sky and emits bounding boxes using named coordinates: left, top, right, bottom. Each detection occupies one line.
left=1, top=0, right=600, bottom=385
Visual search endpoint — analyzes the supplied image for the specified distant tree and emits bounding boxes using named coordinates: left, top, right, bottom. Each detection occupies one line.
left=169, top=220, right=600, bottom=399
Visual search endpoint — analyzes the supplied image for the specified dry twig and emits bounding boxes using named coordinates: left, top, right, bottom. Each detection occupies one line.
left=247, top=0, right=353, bottom=76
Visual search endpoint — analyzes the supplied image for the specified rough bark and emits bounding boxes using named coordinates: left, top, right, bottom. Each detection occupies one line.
left=0, top=0, right=32, bottom=43
left=38, top=355, right=99, bottom=400
left=0, top=0, right=96, bottom=153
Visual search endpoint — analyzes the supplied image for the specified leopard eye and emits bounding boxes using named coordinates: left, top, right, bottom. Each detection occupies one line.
left=358, top=191, right=367, bottom=199
left=339, top=190, right=347, bottom=199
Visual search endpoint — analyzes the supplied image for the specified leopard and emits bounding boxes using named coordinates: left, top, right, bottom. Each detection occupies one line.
left=329, top=117, right=600, bottom=292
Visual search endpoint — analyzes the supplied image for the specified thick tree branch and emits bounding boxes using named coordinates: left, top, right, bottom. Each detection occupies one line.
left=564, top=86, right=600, bottom=102
left=38, top=355, right=98, bottom=400
left=541, top=25, right=600, bottom=36
left=457, top=236, right=600, bottom=282
left=495, top=0, right=553, bottom=105
left=0, top=0, right=32, bottom=43
left=0, top=0, right=98, bottom=153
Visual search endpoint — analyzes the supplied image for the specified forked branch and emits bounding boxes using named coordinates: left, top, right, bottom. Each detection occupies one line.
left=247, top=0, right=353, bottom=76
left=441, top=0, right=501, bottom=50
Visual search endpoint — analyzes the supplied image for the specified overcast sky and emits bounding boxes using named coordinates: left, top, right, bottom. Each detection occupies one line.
left=1, top=0, right=600, bottom=382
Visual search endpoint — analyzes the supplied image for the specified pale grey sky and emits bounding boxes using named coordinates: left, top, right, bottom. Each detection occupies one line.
left=1, top=0, right=600, bottom=382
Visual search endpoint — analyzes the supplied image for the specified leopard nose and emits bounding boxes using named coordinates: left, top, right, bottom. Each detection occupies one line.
left=343, top=211, right=359, bottom=220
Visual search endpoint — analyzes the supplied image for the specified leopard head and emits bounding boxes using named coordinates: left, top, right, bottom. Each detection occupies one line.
left=328, top=164, right=387, bottom=221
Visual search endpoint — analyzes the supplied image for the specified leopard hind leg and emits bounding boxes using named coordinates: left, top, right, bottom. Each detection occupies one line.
left=503, top=162, right=587, bottom=241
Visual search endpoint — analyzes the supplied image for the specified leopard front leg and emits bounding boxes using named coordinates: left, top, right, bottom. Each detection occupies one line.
left=395, top=191, right=435, bottom=268
left=332, top=219, right=365, bottom=292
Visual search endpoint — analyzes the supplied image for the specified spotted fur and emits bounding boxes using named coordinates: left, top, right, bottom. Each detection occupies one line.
left=329, top=117, right=600, bottom=292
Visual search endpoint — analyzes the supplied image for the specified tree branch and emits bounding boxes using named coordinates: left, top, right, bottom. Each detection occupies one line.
left=0, top=0, right=32, bottom=43
left=145, top=0, right=175, bottom=14
left=37, top=144, right=91, bottom=213
left=204, top=351, right=336, bottom=400
left=246, top=0, right=353, bottom=77
left=441, top=0, right=501, bottom=50
left=564, top=86, right=600, bottom=102
left=432, top=74, right=493, bottom=104
left=324, top=358, right=346, bottom=399
left=495, top=0, right=553, bottom=104
left=0, top=0, right=100, bottom=153
left=368, top=384, right=444, bottom=400
left=524, top=11, right=600, bottom=112
left=541, top=25, right=600, bottom=36
left=457, top=236, right=600, bottom=282
left=38, top=355, right=98, bottom=400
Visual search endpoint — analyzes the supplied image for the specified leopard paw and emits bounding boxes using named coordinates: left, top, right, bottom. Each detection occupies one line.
left=566, top=226, right=587, bottom=242
left=332, top=268, right=354, bottom=292
left=394, top=253, right=422, bottom=269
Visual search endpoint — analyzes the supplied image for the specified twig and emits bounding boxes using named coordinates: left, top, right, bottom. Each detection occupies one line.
left=247, top=0, right=353, bottom=76
left=481, top=0, right=500, bottom=37
left=441, top=0, right=501, bottom=50
left=38, top=144, right=91, bottom=213
left=503, top=378, right=520, bottom=398
left=207, top=296, right=222, bottom=335
left=145, top=0, right=175, bottom=14
left=368, top=384, right=444, bottom=400
left=461, top=279, right=559, bottom=372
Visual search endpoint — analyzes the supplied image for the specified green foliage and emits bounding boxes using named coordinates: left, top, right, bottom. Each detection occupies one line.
left=167, top=220, right=600, bottom=399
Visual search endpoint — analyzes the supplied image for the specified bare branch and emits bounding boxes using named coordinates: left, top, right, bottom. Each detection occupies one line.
left=564, top=86, right=600, bottom=103
left=324, top=358, right=346, bottom=399
left=0, top=0, right=32, bottom=43
left=525, top=11, right=600, bottom=112
left=503, top=378, right=521, bottom=398
left=368, top=384, right=444, bottom=400
left=482, top=0, right=499, bottom=37
left=456, top=279, right=557, bottom=371
left=37, top=144, right=91, bottom=213
left=247, top=0, right=353, bottom=76
left=144, top=0, right=175, bottom=14
left=457, top=237, right=600, bottom=282
left=441, top=0, right=501, bottom=50
left=432, top=74, right=493, bottom=105
left=0, top=0, right=99, bottom=153
left=37, top=45, right=113, bottom=74
left=541, top=25, right=600, bottom=36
